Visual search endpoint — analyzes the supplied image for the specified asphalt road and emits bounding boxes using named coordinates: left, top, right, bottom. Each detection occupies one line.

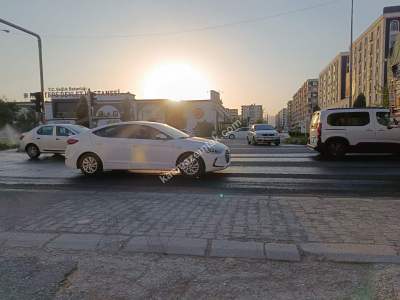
left=1, top=139, right=400, bottom=196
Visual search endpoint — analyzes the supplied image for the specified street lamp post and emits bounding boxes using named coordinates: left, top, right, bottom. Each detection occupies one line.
left=0, top=17, right=45, bottom=123
left=348, top=0, right=354, bottom=108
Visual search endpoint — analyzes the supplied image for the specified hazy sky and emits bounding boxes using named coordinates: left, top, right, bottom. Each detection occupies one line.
left=1, top=0, right=399, bottom=114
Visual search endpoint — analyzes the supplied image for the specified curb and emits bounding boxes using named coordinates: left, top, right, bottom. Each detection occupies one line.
left=1, top=232, right=399, bottom=263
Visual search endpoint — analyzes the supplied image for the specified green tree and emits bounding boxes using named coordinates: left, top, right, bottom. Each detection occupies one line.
left=382, top=85, right=390, bottom=108
left=353, top=93, right=367, bottom=108
left=0, top=99, right=18, bottom=128
left=193, top=121, right=214, bottom=137
left=76, top=96, right=89, bottom=127
left=15, top=109, right=37, bottom=132
left=313, top=104, right=321, bottom=112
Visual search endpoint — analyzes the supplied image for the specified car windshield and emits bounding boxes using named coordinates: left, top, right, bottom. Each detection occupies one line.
left=254, top=125, right=274, bottom=131
left=156, top=124, right=190, bottom=139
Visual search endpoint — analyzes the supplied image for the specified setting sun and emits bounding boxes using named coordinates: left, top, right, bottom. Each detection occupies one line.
left=142, top=63, right=211, bottom=100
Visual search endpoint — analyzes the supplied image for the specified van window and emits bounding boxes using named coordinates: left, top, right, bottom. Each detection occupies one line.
left=376, top=112, right=391, bottom=126
left=327, top=112, right=370, bottom=127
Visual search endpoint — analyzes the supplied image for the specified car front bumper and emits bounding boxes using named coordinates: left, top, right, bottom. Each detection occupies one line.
left=255, top=137, right=280, bottom=143
left=203, top=149, right=231, bottom=172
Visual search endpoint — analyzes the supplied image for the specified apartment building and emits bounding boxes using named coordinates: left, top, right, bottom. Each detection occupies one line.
left=292, top=79, right=318, bottom=133
left=350, top=6, right=400, bottom=106
left=275, top=108, right=288, bottom=132
left=388, top=28, right=400, bottom=113
left=241, top=104, right=263, bottom=124
left=287, top=100, right=293, bottom=132
left=318, top=52, right=349, bottom=109
left=226, top=108, right=239, bottom=122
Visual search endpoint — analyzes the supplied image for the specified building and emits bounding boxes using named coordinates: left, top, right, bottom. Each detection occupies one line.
left=318, top=52, right=349, bottom=109
left=135, top=90, right=229, bottom=135
left=226, top=108, right=239, bottom=122
left=388, top=27, right=400, bottom=114
left=287, top=100, right=293, bottom=132
left=292, top=79, right=318, bottom=133
left=275, top=108, right=288, bottom=132
left=350, top=6, right=400, bottom=107
left=45, top=88, right=229, bottom=135
left=241, top=104, right=263, bottom=125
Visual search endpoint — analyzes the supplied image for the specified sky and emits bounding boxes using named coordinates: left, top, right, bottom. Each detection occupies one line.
left=1, top=0, right=399, bottom=115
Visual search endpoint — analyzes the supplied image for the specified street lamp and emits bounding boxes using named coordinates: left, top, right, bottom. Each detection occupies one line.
left=0, top=17, right=45, bottom=123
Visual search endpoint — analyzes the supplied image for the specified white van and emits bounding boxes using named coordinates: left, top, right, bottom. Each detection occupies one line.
left=308, top=108, right=400, bottom=158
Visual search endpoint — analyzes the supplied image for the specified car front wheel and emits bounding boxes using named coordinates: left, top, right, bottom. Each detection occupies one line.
left=26, top=144, right=40, bottom=159
left=79, top=153, right=103, bottom=176
left=178, top=154, right=205, bottom=178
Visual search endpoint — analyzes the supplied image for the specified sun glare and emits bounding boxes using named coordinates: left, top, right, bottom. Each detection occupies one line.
left=142, top=63, right=210, bottom=100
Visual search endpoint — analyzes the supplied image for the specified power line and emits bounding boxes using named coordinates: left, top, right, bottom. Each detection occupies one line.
left=18, top=0, right=341, bottom=40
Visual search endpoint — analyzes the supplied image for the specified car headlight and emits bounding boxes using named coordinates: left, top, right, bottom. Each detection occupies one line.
left=205, top=144, right=224, bottom=154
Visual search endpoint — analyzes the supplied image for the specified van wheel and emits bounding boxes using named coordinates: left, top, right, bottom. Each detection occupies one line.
left=26, top=144, right=40, bottom=159
left=79, top=153, right=103, bottom=176
left=327, top=141, right=347, bottom=158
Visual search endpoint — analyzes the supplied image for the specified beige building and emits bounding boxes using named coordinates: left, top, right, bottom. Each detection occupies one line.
left=388, top=28, right=400, bottom=114
left=226, top=108, right=239, bottom=122
left=350, top=6, right=400, bottom=106
left=287, top=100, right=293, bottom=131
left=318, top=52, right=349, bottom=109
left=275, top=108, right=288, bottom=132
left=241, top=104, right=263, bottom=124
left=292, top=79, right=318, bottom=133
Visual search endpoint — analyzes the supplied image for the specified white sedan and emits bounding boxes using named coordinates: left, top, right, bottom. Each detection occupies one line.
left=65, top=121, right=231, bottom=178
left=226, top=127, right=249, bottom=139
left=20, top=124, right=89, bottom=158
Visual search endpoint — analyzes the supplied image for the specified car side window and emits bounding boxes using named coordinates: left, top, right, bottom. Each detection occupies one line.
left=37, top=126, right=54, bottom=136
left=93, top=125, right=127, bottom=138
left=129, top=125, right=169, bottom=140
left=327, top=112, right=370, bottom=127
left=376, top=112, right=391, bottom=127
left=56, top=126, right=74, bottom=137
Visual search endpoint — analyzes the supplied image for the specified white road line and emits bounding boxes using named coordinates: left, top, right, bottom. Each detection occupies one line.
left=231, top=153, right=316, bottom=158
left=232, top=158, right=313, bottom=162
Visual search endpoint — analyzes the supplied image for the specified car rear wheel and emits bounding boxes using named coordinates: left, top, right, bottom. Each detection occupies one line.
left=26, top=144, right=40, bottom=159
left=79, top=153, right=103, bottom=176
left=327, top=141, right=347, bottom=158
left=229, top=134, right=235, bottom=139
left=178, top=154, right=205, bottom=178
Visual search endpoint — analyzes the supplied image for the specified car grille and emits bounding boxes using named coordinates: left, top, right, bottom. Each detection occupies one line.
left=262, top=134, right=274, bottom=137
left=225, top=150, right=230, bottom=163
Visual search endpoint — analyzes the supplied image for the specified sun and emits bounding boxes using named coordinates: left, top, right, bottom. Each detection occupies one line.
left=142, top=63, right=210, bottom=100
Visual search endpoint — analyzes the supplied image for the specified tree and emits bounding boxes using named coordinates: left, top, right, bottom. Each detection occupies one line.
left=353, top=93, right=366, bottom=108
left=313, top=104, right=321, bottom=112
left=76, top=96, right=89, bottom=127
left=15, top=109, right=37, bottom=132
left=193, top=121, right=214, bottom=137
left=0, top=99, right=18, bottom=129
left=382, top=85, right=390, bottom=108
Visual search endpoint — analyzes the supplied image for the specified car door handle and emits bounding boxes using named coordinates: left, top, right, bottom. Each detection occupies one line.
left=56, top=138, right=60, bottom=140
left=36, top=137, right=40, bottom=140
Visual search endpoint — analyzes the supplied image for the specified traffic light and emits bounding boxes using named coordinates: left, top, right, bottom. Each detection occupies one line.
left=31, top=92, right=43, bottom=113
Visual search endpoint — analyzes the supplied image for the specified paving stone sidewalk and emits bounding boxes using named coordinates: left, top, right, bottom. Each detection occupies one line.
left=0, top=189, right=400, bottom=262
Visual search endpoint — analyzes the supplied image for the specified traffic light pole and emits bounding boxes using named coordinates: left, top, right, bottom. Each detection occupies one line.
left=0, top=17, right=45, bottom=123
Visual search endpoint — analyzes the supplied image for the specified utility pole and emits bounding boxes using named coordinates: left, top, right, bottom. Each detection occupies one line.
left=0, top=17, right=45, bottom=123
left=348, top=0, right=354, bottom=108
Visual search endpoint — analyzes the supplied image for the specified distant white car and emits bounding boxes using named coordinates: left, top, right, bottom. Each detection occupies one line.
left=65, top=121, right=231, bottom=177
left=20, top=124, right=89, bottom=159
left=226, top=127, right=249, bottom=139
left=247, top=124, right=280, bottom=145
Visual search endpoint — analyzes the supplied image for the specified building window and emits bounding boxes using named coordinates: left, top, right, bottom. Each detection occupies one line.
left=390, top=20, right=399, bottom=32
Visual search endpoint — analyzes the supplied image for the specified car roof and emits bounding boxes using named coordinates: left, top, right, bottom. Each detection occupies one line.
left=90, top=121, right=166, bottom=131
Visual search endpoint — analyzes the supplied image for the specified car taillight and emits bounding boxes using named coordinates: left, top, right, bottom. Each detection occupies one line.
left=317, top=123, right=322, bottom=139
left=67, top=138, right=79, bottom=145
